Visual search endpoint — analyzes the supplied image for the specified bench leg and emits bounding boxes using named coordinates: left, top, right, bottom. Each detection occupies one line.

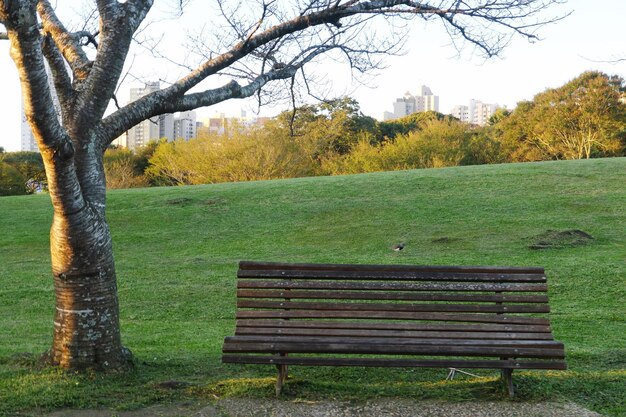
left=275, top=364, right=288, bottom=396
left=501, top=369, right=514, bottom=398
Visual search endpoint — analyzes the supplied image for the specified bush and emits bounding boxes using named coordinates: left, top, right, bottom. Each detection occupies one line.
left=321, top=119, right=472, bottom=175
left=145, top=128, right=311, bottom=185
left=104, top=147, right=149, bottom=189
left=0, top=162, right=28, bottom=196
left=0, top=152, right=47, bottom=193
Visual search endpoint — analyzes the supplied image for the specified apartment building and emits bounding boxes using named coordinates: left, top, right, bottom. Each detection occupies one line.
left=383, top=85, right=440, bottom=121
left=451, top=99, right=503, bottom=126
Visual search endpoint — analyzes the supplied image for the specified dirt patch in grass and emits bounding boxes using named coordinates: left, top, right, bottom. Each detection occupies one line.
left=166, top=197, right=195, bottom=206
left=217, top=399, right=604, bottom=417
left=528, top=229, right=594, bottom=250
left=165, top=197, right=225, bottom=207
left=40, top=399, right=603, bottom=417
left=202, top=198, right=224, bottom=206
left=431, top=236, right=460, bottom=244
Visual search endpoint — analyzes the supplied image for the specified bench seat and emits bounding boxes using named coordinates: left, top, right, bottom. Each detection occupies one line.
left=222, top=261, right=566, bottom=396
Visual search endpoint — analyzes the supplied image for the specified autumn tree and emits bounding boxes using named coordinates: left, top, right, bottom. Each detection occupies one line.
left=320, top=117, right=474, bottom=173
left=0, top=0, right=567, bottom=371
left=146, top=126, right=307, bottom=184
left=269, top=97, right=379, bottom=167
left=0, top=159, right=28, bottom=195
left=103, top=147, right=149, bottom=189
left=378, top=110, right=452, bottom=142
left=493, top=71, right=626, bottom=160
left=2, top=151, right=47, bottom=185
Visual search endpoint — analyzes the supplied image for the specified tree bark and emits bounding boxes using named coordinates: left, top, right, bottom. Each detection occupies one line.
left=47, top=203, right=131, bottom=370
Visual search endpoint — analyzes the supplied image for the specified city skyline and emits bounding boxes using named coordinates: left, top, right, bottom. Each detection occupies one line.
left=1, top=0, right=626, bottom=151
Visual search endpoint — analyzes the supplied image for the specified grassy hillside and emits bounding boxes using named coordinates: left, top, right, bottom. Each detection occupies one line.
left=0, top=158, right=624, bottom=416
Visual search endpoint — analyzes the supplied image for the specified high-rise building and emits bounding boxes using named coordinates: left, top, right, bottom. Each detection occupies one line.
left=384, top=85, right=439, bottom=120
left=201, top=111, right=271, bottom=136
left=450, top=104, right=470, bottom=122
left=126, top=82, right=179, bottom=149
left=20, top=111, right=38, bottom=152
left=124, top=83, right=203, bottom=149
left=173, top=111, right=197, bottom=141
left=20, top=62, right=61, bottom=152
left=159, top=113, right=174, bottom=142
left=127, top=82, right=162, bottom=150
left=111, top=132, right=128, bottom=148
left=451, top=99, right=503, bottom=126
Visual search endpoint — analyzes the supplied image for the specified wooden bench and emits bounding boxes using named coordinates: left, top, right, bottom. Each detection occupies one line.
left=222, top=261, right=566, bottom=396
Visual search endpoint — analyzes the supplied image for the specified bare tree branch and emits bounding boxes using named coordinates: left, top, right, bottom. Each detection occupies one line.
left=288, top=74, right=298, bottom=136
left=95, top=0, right=118, bottom=20
left=582, top=55, right=626, bottom=64
left=100, top=43, right=336, bottom=143
left=75, top=30, right=99, bottom=48
left=37, top=0, right=92, bottom=80
left=41, top=33, right=74, bottom=114
left=71, top=0, right=153, bottom=131
left=1, top=0, right=84, bottom=216
left=96, top=0, right=568, bottom=148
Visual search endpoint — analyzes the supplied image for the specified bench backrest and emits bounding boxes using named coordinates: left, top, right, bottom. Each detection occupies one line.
left=235, top=261, right=554, bottom=336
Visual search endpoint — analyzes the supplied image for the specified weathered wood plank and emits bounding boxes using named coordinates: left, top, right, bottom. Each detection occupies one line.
left=222, top=341, right=565, bottom=358
left=237, top=280, right=549, bottom=293
left=239, top=261, right=544, bottom=274
left=236, top=289, right=550, bottom=303
left=235, top=327, right=556, bottom=340
left=238, top=269, right=546, bottom=283
left=222, top=355, right=567, bottom=370
left=236, top=310, right=551, bottom=325
left=226, top=335, right=564, bottom=349
left=234, top=319, right=553, bottom=333
left=237, top=299, right=550, bottom=314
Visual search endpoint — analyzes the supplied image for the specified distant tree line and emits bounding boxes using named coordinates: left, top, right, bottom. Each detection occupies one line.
left=0, top=150, right=47, bottom=196
left=134, top=71, right=626, bottom=188
left=2, top=71, right=624, bottom=195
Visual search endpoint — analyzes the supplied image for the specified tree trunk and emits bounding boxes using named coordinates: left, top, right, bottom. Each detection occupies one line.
left=46, top=187, right=131, bottom=370
left=43, top=172, right=130, bottom=369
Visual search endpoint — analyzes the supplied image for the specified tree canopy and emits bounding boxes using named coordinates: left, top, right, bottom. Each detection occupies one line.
left=491, top=71, right=626, bottom=160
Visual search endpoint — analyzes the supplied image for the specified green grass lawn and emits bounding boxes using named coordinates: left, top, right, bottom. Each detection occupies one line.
left=0, top=158, right=624, bottom=416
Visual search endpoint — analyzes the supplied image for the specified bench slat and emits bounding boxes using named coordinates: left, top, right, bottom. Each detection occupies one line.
left=235, top=319, right=553, bottom=333
left=223, top=341, right=565, bottom=358
left=237, top=300, right=550, bottom=314
left=237, top=289, right=549, bottom=303
left=239, top=269, right=546, bottom=283
left=222, top=355, right=566, bottom=370
left=239, top=261, right=544, bottom=274
left=237, top=280, right=548, bottom=293
left=235, top=327, right=556, bottom=340
left=225, top=335, right=564, bottom=349
left=236, top=310, right=551, bottom=325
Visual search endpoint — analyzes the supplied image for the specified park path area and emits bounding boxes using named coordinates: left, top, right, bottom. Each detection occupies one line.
left=43, top=399, right=603, bottom=417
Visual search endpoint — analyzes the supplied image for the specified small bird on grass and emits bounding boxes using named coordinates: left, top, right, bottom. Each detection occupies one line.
left=391, top=243, right=405, bottom=251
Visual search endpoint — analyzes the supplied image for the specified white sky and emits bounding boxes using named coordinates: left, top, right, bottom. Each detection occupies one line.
left=1, top=0, right=626, bottom=152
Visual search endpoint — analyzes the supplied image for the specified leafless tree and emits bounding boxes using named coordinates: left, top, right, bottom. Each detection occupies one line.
left=0, top=0, right=567, bottom=371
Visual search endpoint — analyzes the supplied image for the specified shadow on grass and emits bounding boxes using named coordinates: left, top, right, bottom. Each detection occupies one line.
left=2, top=353, right=624, bottom=416
left=201, top=363, right=625, bottom=416
left=199, top=374, right=508, bottom=402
